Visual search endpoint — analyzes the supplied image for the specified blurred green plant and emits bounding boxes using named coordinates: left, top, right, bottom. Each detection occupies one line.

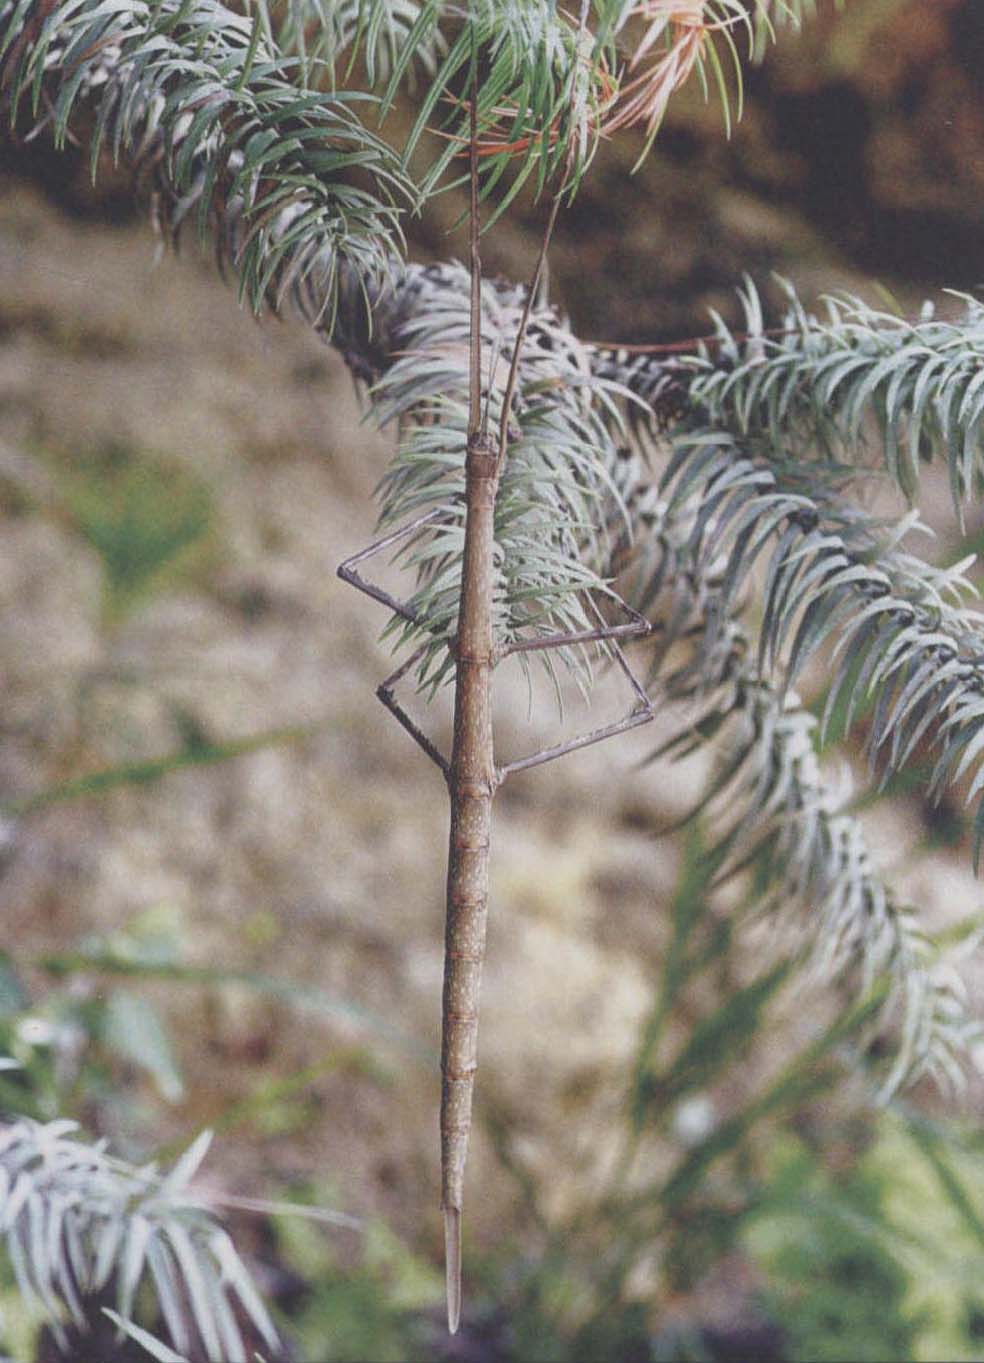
left=39, top=905, right=427, bottom=1061
left=273, top=1199, right=441, bottom=1363
left=52, top=442, right=215, bottom=622
left=747, top=1139, right=924, bottom=1363
left=0, top=901, right=420, bottom=1143
left=1, top=723, right=315, bottom=819
left=0, top=954, right=178, bottom=1123
left=0, top=944, right=182, bottom=1125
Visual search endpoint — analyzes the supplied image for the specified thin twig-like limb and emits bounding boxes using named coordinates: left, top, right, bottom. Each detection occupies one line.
left=495, top=0, right=590, bottom=466
left=499, top=592, right=655, bottom=776
left=499, top=602, right=654, bottom=658
left=583, top=592, right=653, bottom=711
left=336, top=510, right=445, bottom=622
left=467, top=33, right=483, bottom=431
left=495, top=191, right=564, bottom=464
left=338, top=511, right=451, bottom=772
left=377, top=645, right=451, bottom=776
left=498, top=705, right=655, bottom=780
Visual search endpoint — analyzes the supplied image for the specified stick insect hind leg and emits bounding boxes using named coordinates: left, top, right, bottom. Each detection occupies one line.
left=337, top=509, right=451, bottom=777
left=496, top=595, right=658, bottom=781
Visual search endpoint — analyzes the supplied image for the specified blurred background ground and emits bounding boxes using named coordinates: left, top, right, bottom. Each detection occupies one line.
left=2, top=2, right=984, bottom=1360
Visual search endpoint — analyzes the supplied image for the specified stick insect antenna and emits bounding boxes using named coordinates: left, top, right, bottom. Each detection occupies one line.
left=495, top=0, right=590, bottom=467
left=467, top=34, right=482, bottom=439
left=480, top=326, right=504, bottom=440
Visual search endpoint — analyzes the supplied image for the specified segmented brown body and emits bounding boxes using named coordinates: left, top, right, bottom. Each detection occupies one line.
left=440, top=429, right=500, bottom=1333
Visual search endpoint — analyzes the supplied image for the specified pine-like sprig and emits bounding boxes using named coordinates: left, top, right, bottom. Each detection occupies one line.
left=271, top=1, right=826, bottom=209
left=607, top=457, right=976, bottom=1096
left=393, top=1, right=827, bottom=197
left=1, top=0, right=412, bottom=332
left=0, top=1120, right=278, bottom=1362
left=272, top=0, right=444, bottom=87
left=607, top=280, right=984, bottom=509
left=630, top=426, right=984, bottom=866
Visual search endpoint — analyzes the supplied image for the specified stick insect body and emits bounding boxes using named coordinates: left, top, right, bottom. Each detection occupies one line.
left=339, top=421, right=654, bottom=1337
left=338, top=19, right=655, bottom=1333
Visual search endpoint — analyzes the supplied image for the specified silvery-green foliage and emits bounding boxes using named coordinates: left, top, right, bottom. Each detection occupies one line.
left=0, top=1121, right=278, bottom=1362
left=378, top=0, right=824, bottom=202
left=390, top=0, right=610, bottom=208
left=0, top=0, right=411, bottom=333
left=269, top=0, right=445, bottom=86
left=621, top=471, right=976, bottom=1097
left=693, top=682, right=973, bottom=1101
left=612, top=279, right=984, bottom=510
left=1, top=0, right=416, bottom=366
left=271, top=1, right=823, bottom=209
left=607, top=411, right=984, bottom=868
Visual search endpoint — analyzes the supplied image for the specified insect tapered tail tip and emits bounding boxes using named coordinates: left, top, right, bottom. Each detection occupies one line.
left=444, top=1205, right=462, bottom=1335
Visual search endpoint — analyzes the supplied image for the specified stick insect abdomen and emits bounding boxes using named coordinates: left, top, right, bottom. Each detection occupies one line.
left=441, top=430, right=499, bottom=1334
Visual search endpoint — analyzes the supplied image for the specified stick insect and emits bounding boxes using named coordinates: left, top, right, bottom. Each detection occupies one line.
left=339, top=12, right=655, bottom=1334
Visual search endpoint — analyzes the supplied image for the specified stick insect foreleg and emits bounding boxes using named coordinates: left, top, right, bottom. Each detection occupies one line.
left=337, top=509, right=445, bottom=623
left=377, top=644, right=450, bottom=777
left=338, top=510, right=451, bottom=775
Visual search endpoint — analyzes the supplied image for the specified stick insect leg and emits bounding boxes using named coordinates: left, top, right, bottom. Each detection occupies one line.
left=497, top=595, right=656, bottom=781
left=499, top=600, right=652, bottom=665
left=498, top=706, right=655, bottom=779
left=338, top=512, right=450, bottom=775
left=337, top=509, right=444, bottom=624
left=377, top=644, right=450, bottom=777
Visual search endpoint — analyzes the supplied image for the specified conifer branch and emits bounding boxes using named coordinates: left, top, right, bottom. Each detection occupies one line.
left=0, top=1119, right=279, bottom=1362
left=601, top=280, right=984, bottom=509
left=1, top=0, right=412, bottom=336
left=612, top=463, right=977, bottom=1096
left=688, top=676, right=973, bottom=1099
left=646, top=427, right=984, bottom=861
left=270, top=0, right=443, bottom=87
